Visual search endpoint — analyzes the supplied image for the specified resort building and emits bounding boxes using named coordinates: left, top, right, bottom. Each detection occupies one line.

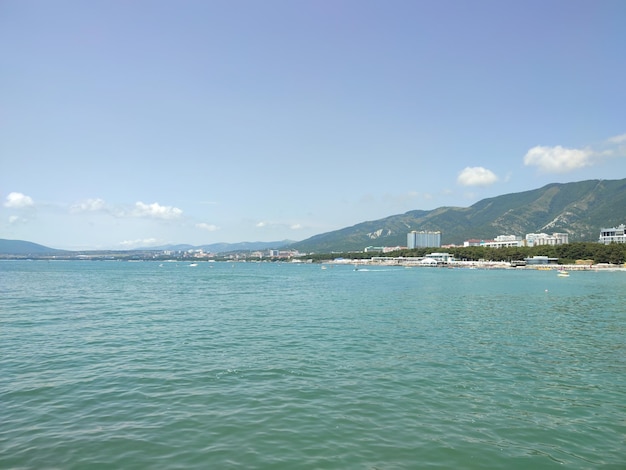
left=463, top=239, right=484, bottom=247
left=482, top=235, right=523, bottom=248
left=383, top=246, right=405, bottom=253
left=599, top=224, right=626, bottom=244
left=424, top=252, right=454, bottom=264
left=407, top=230, right=441, bottom=249
left=525, top=232, right=569, bottom=247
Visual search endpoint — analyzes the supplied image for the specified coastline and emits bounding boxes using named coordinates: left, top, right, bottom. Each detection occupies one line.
left=327, top=257, right=626, bottom=271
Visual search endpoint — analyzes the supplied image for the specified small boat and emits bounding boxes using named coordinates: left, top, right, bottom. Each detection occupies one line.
left=189, top=263, right=198, bottom=267
left=557, top=270, right=569, bottom=277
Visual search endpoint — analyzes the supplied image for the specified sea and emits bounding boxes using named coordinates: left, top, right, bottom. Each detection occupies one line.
left=1, top=260, right=625, bottom=469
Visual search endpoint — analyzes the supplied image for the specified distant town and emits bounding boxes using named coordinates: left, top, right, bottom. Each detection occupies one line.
left=348, top=223, right=626, bottom=269
left=2, top=223, right=625, bottom=269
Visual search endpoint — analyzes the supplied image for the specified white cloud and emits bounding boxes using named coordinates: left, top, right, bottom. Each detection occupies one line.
left=605, top=133, right=626, bottom=157
left=68, top=200, right=182, bottom=219
left=523, top=133, right=626, bottom=173
left=132, top=202, right=182, bottom=219
left=256, top=220, right=302, bottom=231
left=4, top=192, right=34, bottom=208
left=523, top=145, right=594, bottom=173
left=457, top=167, right=498, bottom=187
left=71, top=198, right=107, bottom=213
left=196, top=222, right=219, bottom=232
left=8, top=215, right=27, bottom=225
left=607, top=133, right=626, bottom=144
left=405, top=191, right=433, bottom=201
left=119, top=238, right=159, bottom=248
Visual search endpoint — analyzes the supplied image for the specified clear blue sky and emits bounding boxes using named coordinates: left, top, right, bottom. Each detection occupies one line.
left=2, top=0, right=625, bottom=250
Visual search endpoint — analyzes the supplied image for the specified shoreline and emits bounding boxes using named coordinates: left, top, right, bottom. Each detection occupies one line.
left=328, top=258, right=626, bottom=271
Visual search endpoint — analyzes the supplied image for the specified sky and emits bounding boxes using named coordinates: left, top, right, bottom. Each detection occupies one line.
left=1, top=0, right=625, bottom=250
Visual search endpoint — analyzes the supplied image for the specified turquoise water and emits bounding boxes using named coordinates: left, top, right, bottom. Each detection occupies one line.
left=1, top=261, right=625, bottom=469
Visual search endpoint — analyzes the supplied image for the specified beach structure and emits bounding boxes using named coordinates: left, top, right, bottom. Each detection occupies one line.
left=524, top=255, right=559, bottom=265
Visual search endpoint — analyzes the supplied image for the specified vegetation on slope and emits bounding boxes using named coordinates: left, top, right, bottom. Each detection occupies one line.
left=290, top=178, right=626, bottom=253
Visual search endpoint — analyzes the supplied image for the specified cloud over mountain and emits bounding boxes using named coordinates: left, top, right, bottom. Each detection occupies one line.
left=523, top=145, right=594, bottom=173
left=523, top=133, right=626, bottom=173
left=457, top=167, right=498, bottom=187
left=119, top=238, right=159, bottom=248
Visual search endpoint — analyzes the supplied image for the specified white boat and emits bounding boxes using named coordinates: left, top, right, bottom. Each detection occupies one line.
left=557, top=270, right=569, bottom=277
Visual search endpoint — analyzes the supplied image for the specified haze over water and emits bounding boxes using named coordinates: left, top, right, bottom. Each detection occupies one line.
left=1, top=261, right=625, bottom=468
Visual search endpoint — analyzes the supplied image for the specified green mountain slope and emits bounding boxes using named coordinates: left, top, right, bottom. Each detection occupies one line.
left=289, top=178, right=626, bottom=253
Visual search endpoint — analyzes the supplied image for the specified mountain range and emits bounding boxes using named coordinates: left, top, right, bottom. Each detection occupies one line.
left=2, top=178, right=625, bottom=255
left=288, top=178, right=626, bottom=253
left=0, top=239, right=293, bottom=256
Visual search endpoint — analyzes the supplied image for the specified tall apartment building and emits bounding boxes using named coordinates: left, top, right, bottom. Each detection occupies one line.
left=407, top=230, right=441, bottom=249
left=599, top=224, right=626, bottom=244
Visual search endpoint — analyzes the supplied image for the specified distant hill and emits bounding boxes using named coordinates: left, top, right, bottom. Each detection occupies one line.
left=288, top=178, right=626, bottom=253
left=0, top=239, right=65, bottom=255
left=199, top=240, right=295, bottom=253
left=147, top=240, right=296, bottom=253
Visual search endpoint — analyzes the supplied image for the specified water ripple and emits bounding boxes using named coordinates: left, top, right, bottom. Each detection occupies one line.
left=1, top=262, right=625, bottom=468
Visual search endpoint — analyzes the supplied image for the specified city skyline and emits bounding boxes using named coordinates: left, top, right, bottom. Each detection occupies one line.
left=2, top=1, right=625, bottom=250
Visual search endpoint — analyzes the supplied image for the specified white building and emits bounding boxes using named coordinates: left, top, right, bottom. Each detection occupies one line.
left=425, top=252, right=454, bottom=264
left=407, top=230, right=441, bottom=249
left=525, top=232, right=569, bottom=247
left=599, top=224, right=626, bottom=244
left=482, top=235, right=523, bottom=248
left=463, top=239, right=483, bottom=247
